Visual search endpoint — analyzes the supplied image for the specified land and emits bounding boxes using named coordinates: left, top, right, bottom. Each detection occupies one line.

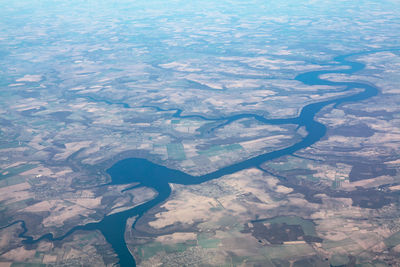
left=1, top=0, right=400, bottom=266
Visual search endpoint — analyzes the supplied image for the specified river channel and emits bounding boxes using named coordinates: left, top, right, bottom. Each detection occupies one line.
left=20, top=51, right=380, bottom=266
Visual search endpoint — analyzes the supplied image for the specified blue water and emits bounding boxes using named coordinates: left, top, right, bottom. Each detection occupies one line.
left=19, top=51, right=380, bottom=266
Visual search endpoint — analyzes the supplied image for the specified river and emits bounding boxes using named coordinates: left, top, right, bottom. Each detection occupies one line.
left=20, top=51, right=381, bottom=266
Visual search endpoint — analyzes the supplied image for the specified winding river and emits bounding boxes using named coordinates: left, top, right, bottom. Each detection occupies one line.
left=19, top=51, right=382, bottom=266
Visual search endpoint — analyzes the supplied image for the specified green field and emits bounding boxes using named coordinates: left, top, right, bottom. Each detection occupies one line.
left=0, top=164, right=37, bottom=181
left=263, top=216, right=318, bottom=237
left=166, top=143, right=186, bottom=160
